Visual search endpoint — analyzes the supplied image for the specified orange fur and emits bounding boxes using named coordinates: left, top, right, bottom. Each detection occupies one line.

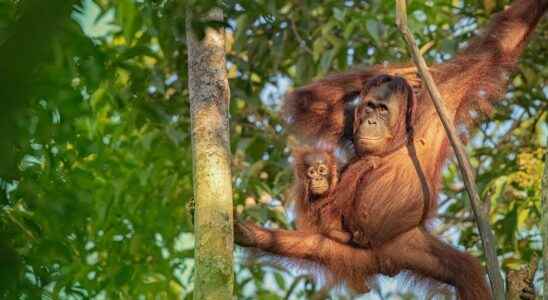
left=290, top=144, right=381, bottom=291
left=291, top=144, right=339, bottom=234
left=236, top=1, right=546, bottom=298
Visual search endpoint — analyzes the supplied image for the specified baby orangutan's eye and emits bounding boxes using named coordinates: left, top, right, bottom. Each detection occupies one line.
left=317, top=165, right=328, bottom=175
left=379, top=104, right=389, bottom=113
left=307, top=167, right=317, bottom=178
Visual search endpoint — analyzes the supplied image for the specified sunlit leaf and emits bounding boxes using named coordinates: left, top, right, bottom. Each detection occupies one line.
left=72, top=0, right=121, bottom=40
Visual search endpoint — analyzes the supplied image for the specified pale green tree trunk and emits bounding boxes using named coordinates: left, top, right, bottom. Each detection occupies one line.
left=186, top=8, right=233, bottom=300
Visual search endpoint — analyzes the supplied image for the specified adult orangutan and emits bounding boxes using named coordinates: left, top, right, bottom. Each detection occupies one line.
left=235, top=1, right=547, bottom=299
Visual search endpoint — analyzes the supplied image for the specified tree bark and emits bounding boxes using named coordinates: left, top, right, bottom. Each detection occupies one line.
left=186, top=8, right=233, bottom=300
left=507, top=256, right=537, bottom=300
left=543, top=150, right=548, bottom=300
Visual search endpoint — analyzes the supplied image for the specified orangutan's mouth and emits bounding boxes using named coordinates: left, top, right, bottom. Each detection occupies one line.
left=359, top=137, right=382, bottom=141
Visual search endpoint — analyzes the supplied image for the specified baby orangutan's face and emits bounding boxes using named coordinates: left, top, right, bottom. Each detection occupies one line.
left=304, top=153, right=331, bottom=196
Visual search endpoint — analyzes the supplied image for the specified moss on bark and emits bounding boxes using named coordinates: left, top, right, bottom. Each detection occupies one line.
left=186, top=8, right=233, bottom=300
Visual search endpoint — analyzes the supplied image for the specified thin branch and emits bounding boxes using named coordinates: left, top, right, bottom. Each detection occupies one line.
left=289, top=18, right=314, bottom=56
left=394, top=1, right=505, bottom=299
left=438, top=213, right=474, bottom=223
left=3, top=207, right=36, bottom=241
left=497, top=111, right=526, bottom=145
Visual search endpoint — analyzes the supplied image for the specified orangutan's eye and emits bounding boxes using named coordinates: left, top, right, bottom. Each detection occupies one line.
left=379, top=104, right=388, bottom=113
left=317, top=165, right=328, bottom=175
left=307, top=167, right=316, bottom=178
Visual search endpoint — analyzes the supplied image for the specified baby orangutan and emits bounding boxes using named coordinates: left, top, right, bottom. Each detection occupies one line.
left=291, top=144, right=352, bottom=243
left=290, top=144, right=378, bottom=293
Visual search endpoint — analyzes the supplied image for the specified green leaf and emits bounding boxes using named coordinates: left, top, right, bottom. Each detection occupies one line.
left=115, top=265, right=134, bottom=285
left=274, top=272, right=286, bottom=290
left=319, top=49, right=336, bottom=74
left=366, top=19, right=382, bottom=45
left=73, top=0, right=121, bottom=39
left=117, top=0, right=139, bottom=43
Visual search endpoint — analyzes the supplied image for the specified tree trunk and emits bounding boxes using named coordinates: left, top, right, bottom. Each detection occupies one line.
left=543, top=150, right=548, bottom=300
left=186, top=8, right=233, bottom=300
left=506, top=256, right=537, bottom=299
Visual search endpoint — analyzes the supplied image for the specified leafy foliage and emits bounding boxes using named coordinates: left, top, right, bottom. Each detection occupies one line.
left=0, top=0, right=545, bottom=299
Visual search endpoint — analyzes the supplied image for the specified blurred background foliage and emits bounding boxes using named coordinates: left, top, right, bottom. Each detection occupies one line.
left=0, top=0, right=545, bottom=299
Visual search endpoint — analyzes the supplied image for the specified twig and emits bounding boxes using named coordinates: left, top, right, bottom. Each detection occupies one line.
left=290, top=18, right=314, bottom=56
left=497, top=111, right=526, bottom=145
left=438, top=213, right=474, bottom=223
left=394, top=1, right=505, bottom=299
left=3, top=207, right=36, bottom=240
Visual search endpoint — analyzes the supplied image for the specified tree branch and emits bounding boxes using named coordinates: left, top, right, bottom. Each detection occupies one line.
left=289, top=18, right=314, bottom=56
left=394, top=1, right=505, bottom=299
